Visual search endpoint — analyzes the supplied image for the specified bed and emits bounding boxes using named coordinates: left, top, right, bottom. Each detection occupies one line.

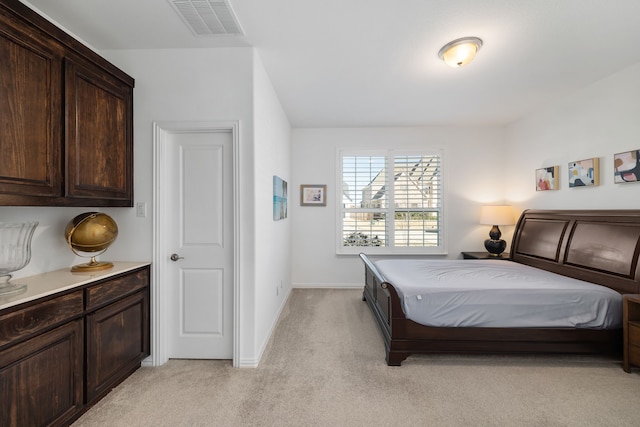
left=360, top=209, right=640, bottom=366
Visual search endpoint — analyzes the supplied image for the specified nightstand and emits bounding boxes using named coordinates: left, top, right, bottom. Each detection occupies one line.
left=461, top=251, right=510, bottom=260
left=623, top=294, right=640, bottom=373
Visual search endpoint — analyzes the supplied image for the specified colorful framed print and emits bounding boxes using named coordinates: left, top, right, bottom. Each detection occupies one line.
left=273, top=175, right=288, bottom=220
left=614, top=149, right=640, bottom=183
left=535, top=166, right=559, bottom=191
left=568, top=158, right=599, bottom=187
left=300, top=184, right=327, bottom=206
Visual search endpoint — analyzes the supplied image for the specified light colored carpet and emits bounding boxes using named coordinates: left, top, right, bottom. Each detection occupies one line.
left=73, top=289, right=639, bottom=427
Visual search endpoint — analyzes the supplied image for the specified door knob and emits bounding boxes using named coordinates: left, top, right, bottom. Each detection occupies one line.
left=170, top=253, right=184, bottom=261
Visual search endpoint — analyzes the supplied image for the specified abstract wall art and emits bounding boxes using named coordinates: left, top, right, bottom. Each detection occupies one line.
left=535, top=166, right=559, bottom=191
left=614, top=149, right=640, bottom=183
left=273, top=175, right=288, bottom=220
left=568, top=158, right=599, bottom=188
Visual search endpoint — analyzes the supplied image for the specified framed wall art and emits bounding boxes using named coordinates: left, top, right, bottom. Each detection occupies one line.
left=614, top=149, right=640, bottom=183
left=535, top=166, right=559, bottom=191
left=273, top=175, right=288, bottom=220
left=568, top=158, right=599, bottom=188
left=300, top=184, right=327, bottom=206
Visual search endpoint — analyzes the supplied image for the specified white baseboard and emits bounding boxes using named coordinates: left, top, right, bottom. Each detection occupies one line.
left=242, top=287, right=293, bottom=368
left=293, top=283, right=362, bottom=289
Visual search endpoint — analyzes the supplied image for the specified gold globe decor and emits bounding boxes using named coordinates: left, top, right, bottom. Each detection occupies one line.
left=65, top=212, right=118, bottom=272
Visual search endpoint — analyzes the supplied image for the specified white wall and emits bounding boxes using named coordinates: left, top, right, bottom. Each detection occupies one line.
left=104, top=47, right=261, bottom=365
left=105, top=48, right=257, bottom=291
left=104, top=47, right=294, bottom=366
left=290, top=62, right=640, bottom=289
left=290, top=126, right=506, bottom=287
left=251, top=51, right=293, bottom=363
left=0, top=3, right=151, bottom=277
left=0, top=46, right=294, bottom=367
left=505, top=61, right=640, bottom=211
left=4, top=19, right=638, bottom=362
left=0, top=206, right=106, bottom=277
left=0, top=48, right=256, bottom=282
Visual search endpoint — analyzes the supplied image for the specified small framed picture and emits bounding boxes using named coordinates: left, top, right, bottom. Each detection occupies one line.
left=614, top=149, right=640, bottom=183
left=535, top=166, right=559, bottom=191
left=300, top=184, right=327, bottom=206
left=568, top=158, right=599, bottom=187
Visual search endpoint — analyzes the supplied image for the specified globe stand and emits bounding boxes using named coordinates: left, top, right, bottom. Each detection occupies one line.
left=70, top=256, right=114, bottom=273
left=65, top=212, right=117, bottom=273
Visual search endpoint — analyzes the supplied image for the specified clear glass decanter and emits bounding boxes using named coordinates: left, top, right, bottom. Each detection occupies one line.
left=0, top=221, right=38, bottom=296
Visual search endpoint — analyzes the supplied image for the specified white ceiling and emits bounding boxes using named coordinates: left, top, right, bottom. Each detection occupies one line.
left=24, top=0, right=640, bottom=128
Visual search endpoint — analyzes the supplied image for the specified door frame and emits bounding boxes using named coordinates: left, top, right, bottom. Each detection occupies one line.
left=151, top=120, right=241, bottom=367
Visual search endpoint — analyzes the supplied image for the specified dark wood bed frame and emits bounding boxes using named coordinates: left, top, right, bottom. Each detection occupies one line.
left=361, top=209, right=640, bottom=366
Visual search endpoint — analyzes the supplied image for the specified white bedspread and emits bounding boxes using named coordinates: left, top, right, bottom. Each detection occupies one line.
left=373, top=259, right=622, bottom=329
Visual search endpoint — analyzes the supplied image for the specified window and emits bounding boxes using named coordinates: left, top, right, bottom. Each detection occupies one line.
left=338, top=150, right=444, bottom=254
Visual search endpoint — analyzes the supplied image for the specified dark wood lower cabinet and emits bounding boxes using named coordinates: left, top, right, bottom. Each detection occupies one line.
left=86, top=290, right=149, bottom=403
left=0, top=320, right=83, bottom=427
left=0, top=264, right=150, bottom=426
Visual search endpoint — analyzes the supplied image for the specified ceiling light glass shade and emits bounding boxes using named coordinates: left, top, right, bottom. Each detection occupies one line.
left=438, top=37, right=483, bottom=68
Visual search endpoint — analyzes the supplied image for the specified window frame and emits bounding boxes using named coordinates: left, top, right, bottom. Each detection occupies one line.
left=336, top=148, right=446, bottom=255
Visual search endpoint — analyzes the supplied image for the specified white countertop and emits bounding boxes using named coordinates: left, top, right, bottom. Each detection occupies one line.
left=0, top=261, right=150, bottom=311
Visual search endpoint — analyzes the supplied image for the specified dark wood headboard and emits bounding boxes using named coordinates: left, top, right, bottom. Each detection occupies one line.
left=511, top=210, right=640, bottom=295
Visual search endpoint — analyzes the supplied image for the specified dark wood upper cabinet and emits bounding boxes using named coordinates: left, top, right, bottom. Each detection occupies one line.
left=65, top=57, right=133, bottom=204
left=0, top=7, right=63, bottom=199
left=0, top=0, right=134, bottom=206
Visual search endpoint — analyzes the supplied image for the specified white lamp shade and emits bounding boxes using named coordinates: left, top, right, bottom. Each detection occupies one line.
left=480, top=205, right=515, bottom=226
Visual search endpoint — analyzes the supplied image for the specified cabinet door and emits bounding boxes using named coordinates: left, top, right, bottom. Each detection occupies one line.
left=0, top=320, right=83, bottom=427
left=86, top=289, right=149, bottom=403
left=65, top=57, right=133, bottom=206
left=0, top=11, right=63, bottom=202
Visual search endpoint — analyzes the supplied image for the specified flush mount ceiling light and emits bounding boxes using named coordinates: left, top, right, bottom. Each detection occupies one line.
left=438, top=37, right=483, bottom=68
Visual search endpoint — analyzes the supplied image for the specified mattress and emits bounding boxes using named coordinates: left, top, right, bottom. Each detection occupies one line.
left=373, top=259, right=622, bottom=329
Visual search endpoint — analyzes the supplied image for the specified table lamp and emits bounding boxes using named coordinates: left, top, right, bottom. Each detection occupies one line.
left=480, top=205, right=514, bottom=256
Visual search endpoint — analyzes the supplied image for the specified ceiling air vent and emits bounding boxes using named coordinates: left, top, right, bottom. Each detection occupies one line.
left=168, top=0, right=243, bottom=36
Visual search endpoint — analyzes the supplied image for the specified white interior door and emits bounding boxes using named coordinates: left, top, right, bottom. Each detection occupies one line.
left=167, top=129, right=233, bottom=359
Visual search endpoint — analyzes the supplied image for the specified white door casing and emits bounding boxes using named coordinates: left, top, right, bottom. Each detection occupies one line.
left=152, top=121, right=240, bottom=367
